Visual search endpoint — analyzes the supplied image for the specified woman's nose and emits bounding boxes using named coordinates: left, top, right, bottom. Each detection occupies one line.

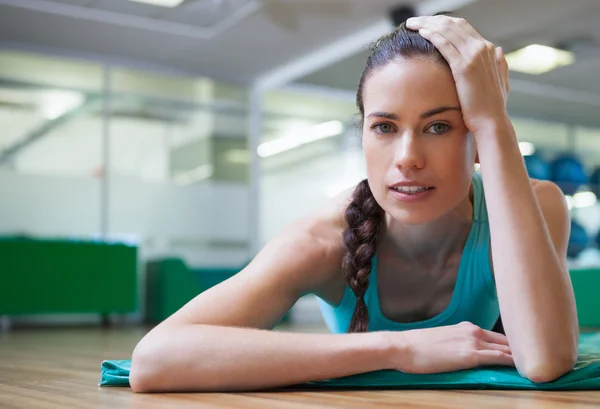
left=394, top=131, right=425, bottom=170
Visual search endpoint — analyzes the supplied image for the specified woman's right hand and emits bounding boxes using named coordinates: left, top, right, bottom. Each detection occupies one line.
left=384, top=321, right=514, bottom=374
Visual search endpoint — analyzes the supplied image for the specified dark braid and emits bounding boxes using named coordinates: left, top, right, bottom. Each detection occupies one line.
left=342, top=179, right=384, bottom=332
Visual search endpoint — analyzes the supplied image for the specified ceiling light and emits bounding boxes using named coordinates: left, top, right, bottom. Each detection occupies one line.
left=258, top=121, right=343, bottom=158
left=565, top=195, right=574, bottom=210
left=126, top=0, right=187, bottom=7
left=505, top=44, right=574, bottom=75
left=573, top=191, right=597, bottom=208
left=38, top=90, right=84, bottom=120
left=518, top=142, right=536, bottom=156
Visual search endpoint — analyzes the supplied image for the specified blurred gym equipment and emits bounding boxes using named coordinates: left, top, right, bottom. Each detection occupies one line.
left=568, top=221, right=589, bottom=259
left=551, top=154, right=589, bottom=195
left=524, top=153, right=552, bottom=180
left=590, top=167, right=600, bottom=197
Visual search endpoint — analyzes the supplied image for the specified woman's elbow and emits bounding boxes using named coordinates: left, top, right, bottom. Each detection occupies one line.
left=521, top=348, right=578, bottom=384
left=129, top=339, right=160, bottom=393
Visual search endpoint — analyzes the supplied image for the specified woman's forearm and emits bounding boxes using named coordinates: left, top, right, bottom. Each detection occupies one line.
left=476, top=119, right=579, bottom=381
left=130, top=324, right=390, bottom=392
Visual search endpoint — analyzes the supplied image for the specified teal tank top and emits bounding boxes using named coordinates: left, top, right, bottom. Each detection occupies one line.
left=316, top=171, right=500, bottom=333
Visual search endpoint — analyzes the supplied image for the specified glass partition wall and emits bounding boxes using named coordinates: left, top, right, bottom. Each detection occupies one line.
left=2, top=48, right=600, bottom=328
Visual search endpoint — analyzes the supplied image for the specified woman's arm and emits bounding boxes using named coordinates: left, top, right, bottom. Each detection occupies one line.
left=405, top=15, right=579, bottom=383
left=130, top=324, right=388, bottom=392
left=130, top=190, right=392, bottom=392
left=476, top=121, right=578, bottom=383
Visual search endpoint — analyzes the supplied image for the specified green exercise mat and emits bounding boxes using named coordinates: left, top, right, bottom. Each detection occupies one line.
left=100, top=333, right=600, bottom=390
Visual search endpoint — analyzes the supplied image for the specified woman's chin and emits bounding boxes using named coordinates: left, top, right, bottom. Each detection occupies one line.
left=385, top=207, right=439, bottom=226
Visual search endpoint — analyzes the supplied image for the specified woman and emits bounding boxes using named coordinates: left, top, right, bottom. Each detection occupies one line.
left=129, top=15, right=579, bottom=393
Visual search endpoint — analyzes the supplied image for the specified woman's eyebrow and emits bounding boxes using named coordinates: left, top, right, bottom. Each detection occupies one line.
left=366, top=107, right=461, bottom=121
left=366, top=112, right=399, bottom=120
left=421, top=106, right=461, bottom=118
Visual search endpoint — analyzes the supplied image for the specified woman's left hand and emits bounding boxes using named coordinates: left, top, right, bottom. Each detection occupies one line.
left=406, top=15, right=510, bottom=137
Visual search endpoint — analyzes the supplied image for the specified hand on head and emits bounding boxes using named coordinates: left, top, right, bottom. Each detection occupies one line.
left=405, top=15, right=510, bottom=136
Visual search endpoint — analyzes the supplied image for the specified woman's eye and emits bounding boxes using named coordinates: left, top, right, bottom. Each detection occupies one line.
left=427, top=123, right=451, bottom=134
left=374, top=123, right=394, bottom=134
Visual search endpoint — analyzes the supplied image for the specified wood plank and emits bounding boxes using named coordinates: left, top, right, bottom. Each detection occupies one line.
left=1, top=327, right=600, bottom=408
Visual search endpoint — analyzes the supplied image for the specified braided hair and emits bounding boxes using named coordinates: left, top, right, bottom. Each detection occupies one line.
left=344, top=21, right=447, bottom=332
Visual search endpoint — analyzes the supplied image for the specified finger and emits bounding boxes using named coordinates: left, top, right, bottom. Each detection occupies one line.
left=480, top=341, right=512, bottom=355
left=407, top=17, right=472, bottom=54
left=409, top=16, right=496, bottom=65
left=417, top=28, right=463, bottom=70
left=481, top=329, right=510, bottom=346
left=496, top=46, right=510, bottom=95
left=477, top=350, right=515, bottom=367
left=449, top=17, right=485, bottom=42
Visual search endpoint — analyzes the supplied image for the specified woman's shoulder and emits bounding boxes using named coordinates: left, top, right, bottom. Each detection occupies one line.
left=310, top=185, right=355, bottom=237
left=260, top=184, right=353, bottom=295
left=291, top=184, right=355, bottom=264
left=529, top=178, right=566, bottom=204
left=298, top=184, right=357, bottom=298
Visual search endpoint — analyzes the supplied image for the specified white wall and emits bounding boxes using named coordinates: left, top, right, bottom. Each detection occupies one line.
left=0, top=171, right=102, bottom=236
left=109, top=175, right=251, bottom=267
left=0, top=170, right=250, bottom=267
left=261, top=147, right=366, bottom=243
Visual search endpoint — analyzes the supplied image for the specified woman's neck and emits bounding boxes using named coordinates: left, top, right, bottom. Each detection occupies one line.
left=380, top=186, right=474, bottom=266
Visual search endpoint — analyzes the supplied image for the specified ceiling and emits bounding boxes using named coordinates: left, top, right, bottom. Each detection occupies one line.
left=300, top=0, right=600, bottom=89
left=0, top=0, right=417, bottom=83
left=296, top=0, right=600, bottom=127
left=1, top=0, right=600, bottom=130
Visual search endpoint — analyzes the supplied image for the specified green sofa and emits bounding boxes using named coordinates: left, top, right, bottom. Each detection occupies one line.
left=0, top=237, right=137, bottom=316
left=570, top=267, right=600, bottom=328
left=145, top=257, right=599, bottom=329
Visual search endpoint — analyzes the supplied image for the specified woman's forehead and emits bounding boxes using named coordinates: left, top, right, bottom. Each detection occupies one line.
left=362, top=59, right=460, bottom=111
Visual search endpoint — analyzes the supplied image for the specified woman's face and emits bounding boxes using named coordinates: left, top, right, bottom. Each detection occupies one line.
left=361, top=57, right=477, bottom=225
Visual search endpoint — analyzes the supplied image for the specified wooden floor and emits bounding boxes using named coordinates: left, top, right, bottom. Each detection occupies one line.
left=2, top=325, right=600, bottom=409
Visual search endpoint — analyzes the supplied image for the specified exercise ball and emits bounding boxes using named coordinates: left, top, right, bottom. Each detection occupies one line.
left=523, top=154, right=551, bottom=180
left=551, top=154, right=589, bottom=195
left=568, top=220, right=589, bottom=259
left=590, top=167, right=600, bottom=197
